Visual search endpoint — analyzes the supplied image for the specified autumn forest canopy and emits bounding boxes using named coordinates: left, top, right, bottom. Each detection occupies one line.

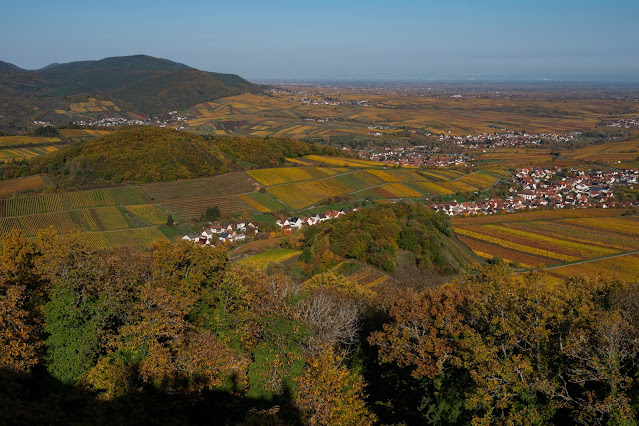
left=1, top=203, right=638, bottom=424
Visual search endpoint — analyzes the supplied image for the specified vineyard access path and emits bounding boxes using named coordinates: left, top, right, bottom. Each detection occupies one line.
left=515, top=249, right=639, bottom=274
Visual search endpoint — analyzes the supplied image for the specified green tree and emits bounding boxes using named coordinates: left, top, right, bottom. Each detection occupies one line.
left=204, top=206, right=221, bottom=222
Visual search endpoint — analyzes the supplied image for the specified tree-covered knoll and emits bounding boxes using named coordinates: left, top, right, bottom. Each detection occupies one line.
left=300, top=203, right=460, bottom=274
left=32, top=127, right=233, bottom=187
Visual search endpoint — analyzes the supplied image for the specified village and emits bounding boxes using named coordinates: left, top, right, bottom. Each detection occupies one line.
left=608, top=115, right=639, bottom=129
left=437, top=131, right=575, bottom=148
left=431, top=167, right=639, bottom=217
left=355, top=145, right=470, bottom=167
left=75, top=112, right=193, bottom=128
left=181, top=208, right=359, bottom=246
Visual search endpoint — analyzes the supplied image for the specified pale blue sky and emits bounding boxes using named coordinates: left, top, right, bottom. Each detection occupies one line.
left=2, top=0, right=638, bottom=81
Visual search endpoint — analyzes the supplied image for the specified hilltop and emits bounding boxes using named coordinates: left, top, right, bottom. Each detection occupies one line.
left=0, top=60, right=22, bottom=72
left=0, top=55, right=259, bottom=129
left=32, top=127, right=232, bottom=187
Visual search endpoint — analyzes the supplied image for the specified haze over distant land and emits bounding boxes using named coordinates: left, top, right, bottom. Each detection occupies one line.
left=1, top=0, right=638, bottom=81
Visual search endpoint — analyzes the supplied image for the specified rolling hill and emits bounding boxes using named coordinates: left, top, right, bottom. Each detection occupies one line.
left=0, top=60, right=22, bottom=72
left=0, top=55, right=260, bottom=129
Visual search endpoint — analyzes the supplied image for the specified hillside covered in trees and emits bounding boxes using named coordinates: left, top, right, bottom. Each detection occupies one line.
left=1, top=222, right=637, bottom=424
left=32, top=127, right=233, bottom=187
left=300, top=203, right=463, bottom=275
left=0, top=55, right=259, bottom=129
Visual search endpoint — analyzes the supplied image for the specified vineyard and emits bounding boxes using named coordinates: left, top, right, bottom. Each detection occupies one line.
left=304, top=155, right=407, bottom=168
left=236, top=248, right=301, bottom=270
left=238, top=192, right=287, bottom=213
left=548, top=253, right=639, bottom=281
left=247, top=167, right=341, bottom=186
left=452, top=209, right=639, bottom=269
left=81, top=227, right=168, bottom=250
left=0, top=136, right=61, bottom=147
left=268, top=177, right=352, bottom=209
left=0, top=175, right=47, bottom=196
left=158, top=195, right=252, bottom=219
left=0, top=146, right=58, bottom=161
left=125, top=204, right=169, bottom=225
left=141, top=172, right=260, bottom=202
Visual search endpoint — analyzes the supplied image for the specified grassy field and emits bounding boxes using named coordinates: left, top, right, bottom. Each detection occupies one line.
left=452, top=209, right=639, bottom=272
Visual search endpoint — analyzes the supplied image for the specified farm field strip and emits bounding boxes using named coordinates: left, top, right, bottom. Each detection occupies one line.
left=454, top=227, right=579, bottom=263
left=93, top=207, right=129, bottom=230
left=125, top=204, right=168, bottom=225
left=248, top=167, right=340, bottom=186
left=237, top=248, right=301, bottom=270
left=375, top=183, right=424, bottom=198
left=545, top=253, right=639, bottom=281
left=451, top=208, right=626, bottom=226
left=454, top=209, right=639, bottom=270
left=0, top=175, right=47, bottom=196
left=80, top=227, right=168, bottom=250
left=158, top=195, right=252, bottom=218
left=456, top=235, right=554, bottom=267
left=504, top=221, right=639, bottom=252
left=267, top=178, right=352, bottom=210
left=238, top=192, right=289, bottom=212
left=19, top=211, right=79, bottom=237
left=141, top=171, right=260, bottom=202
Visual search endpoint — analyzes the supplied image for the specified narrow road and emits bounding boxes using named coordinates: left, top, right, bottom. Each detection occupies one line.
left=515, top=249, right=639, bottom=273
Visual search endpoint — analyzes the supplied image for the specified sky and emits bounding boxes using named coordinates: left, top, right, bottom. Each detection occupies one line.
left=2, top=0, right=638, bottom=82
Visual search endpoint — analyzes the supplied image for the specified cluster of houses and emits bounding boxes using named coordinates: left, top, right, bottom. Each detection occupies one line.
left=182, top=221, right=259, bottom=246
left=431, top=167, right=639, bottom=216
left=76, top=113, right=192, bottom=128
left=608, top=116, right=639, bottom=129
left=276, top=208, right=358, bottom=233
left=437, top=131, right=575, bottom=148
left=354, top=146, right=470, bottom=167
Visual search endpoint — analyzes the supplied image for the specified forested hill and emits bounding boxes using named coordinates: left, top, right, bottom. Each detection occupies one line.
left=32, top=127, right=233, bottom=187
left=0, top=55, right=259, bottom=127
left=301, top=203, right=464, bottom=275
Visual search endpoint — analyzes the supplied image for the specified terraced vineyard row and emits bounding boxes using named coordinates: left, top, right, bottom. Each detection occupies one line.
left=452, top=209, right=639, bottom=273
left=158, top=195, right=252, bottom=219
left=81, top=227, right=168, bottom=250
left=0, top=187, right=149, bottom=218
left=261, top=168, right=506, bottom=210
left=0, top=175, right=47, bottom=196
left=0, top=206, right=150, bottom=237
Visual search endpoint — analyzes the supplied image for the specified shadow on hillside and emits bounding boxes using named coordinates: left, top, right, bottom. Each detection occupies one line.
left=0, top=367, right=302, bottom=425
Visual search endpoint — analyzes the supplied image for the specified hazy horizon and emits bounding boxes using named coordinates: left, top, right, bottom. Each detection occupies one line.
left=2, top=0, right=638, bottom=82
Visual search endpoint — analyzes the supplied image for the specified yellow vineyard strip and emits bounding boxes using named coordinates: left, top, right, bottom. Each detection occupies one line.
left=380, top=183, right=423, bottom=198
left=125, top=204, right=168, bottom=225
left=248, top=167, right=338, bottom=186
left=483, top=224, right=618, bottom=258
left=237, top=194, right=270, bottom=212
left=454, top=228, right=579, bottom=262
